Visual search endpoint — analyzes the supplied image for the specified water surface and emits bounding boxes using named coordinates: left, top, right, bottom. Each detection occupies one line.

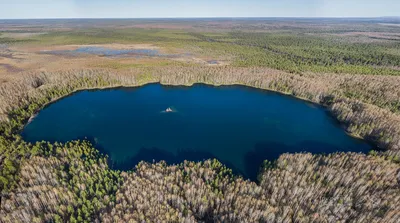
left=40, top=46, right=176, bottom=58
left=22, top=84, right=371, bottom=180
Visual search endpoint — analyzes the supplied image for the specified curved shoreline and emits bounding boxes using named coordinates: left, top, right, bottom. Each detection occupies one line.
left=1, top=67, right=398, bottom=158
left=23, top=81, right=373, bottom=149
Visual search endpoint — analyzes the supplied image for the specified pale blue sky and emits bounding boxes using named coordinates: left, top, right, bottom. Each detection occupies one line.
left=0, top=0, right=399, bottom=19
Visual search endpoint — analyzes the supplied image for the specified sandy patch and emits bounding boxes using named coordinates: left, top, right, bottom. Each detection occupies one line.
left=0, top=63, right=23, bottom=73
left=0, top=32, right=47, bottom=38
left=0, top=43, right=232, bottom=79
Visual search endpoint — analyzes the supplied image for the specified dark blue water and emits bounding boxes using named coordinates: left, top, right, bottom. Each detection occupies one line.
left=22, top=84, right=371, bottom=180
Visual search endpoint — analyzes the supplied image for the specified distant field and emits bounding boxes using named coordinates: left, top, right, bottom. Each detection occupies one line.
left=1, top=18, right=400, bottom=76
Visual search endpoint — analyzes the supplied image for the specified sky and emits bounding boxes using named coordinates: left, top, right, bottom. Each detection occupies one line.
left=0, top=0, right=399, bottom=19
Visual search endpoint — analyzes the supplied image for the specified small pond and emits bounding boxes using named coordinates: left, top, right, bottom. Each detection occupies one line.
left=40, top=46, right=177, bottom=58
left=22, top=84, right=371, bottom=180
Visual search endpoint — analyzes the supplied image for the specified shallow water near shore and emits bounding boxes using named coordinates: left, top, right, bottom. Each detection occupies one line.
left=22, top=84, right=371, bottom=180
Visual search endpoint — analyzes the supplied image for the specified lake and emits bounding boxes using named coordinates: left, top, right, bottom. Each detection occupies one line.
left=40, top=46, right=178, bottom=58
left=22, top=84, right=371, bottom=180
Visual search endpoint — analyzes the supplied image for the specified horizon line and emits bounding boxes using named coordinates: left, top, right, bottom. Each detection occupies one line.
left=1, top=16, right=400, bottom=20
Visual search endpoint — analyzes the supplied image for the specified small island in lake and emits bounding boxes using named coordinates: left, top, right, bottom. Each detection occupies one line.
left=161, top=106, right=176, bottom=113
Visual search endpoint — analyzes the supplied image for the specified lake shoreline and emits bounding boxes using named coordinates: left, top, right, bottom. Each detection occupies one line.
left=25, top=81, right=369, bottom=143
left=23, top=81, right=373, bottom=154
left=3, top=67, right=395, bottom=158
left=22, top=83, right=372, bottom=180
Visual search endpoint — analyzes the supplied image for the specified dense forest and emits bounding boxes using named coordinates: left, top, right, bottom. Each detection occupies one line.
left=1, top=138, right=399, bottom=222
left=0, top=67, right=399, bottom=222
left=1, top=19, right=400, bottom=222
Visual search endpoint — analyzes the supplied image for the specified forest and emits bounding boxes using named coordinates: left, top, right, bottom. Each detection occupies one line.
left=0, top=18, right=400, bottom=222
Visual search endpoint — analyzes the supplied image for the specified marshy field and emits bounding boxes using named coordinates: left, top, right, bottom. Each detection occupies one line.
left=0, top=18, right=400, bottom=222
